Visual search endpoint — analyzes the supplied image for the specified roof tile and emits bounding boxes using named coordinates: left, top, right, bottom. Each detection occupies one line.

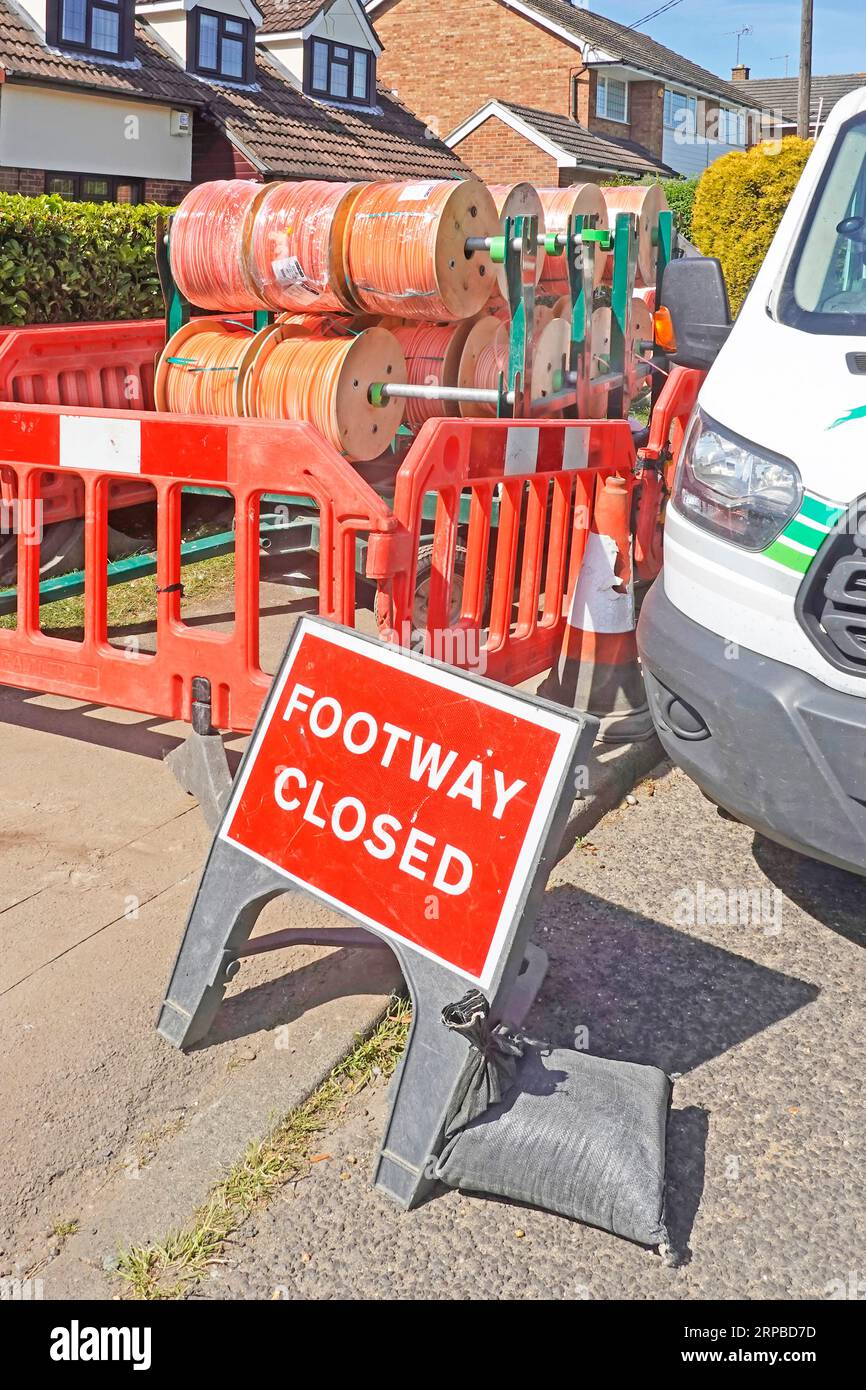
left=0, top=0, right=465, bottom=180
left=739, top=73, right=865, bottom=125
left=499, top=101, right=673, bottom=177
left=508, top=0, right=754, bottom=109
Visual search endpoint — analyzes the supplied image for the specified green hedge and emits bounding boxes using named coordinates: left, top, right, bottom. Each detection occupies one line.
left=662, top=178, right=698, bottom=242
left=692, top=137, right=814, bottom=313
left=0, top=194, right=172, bottom=326
left=603, top=174, right=698, bottom=240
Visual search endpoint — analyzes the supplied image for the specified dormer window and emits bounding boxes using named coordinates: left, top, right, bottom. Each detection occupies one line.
left=47, top=0, right=133, bottom=59
left=189, top=8, right=254, bottom=84
left=305, top=38, right=374, bottom=107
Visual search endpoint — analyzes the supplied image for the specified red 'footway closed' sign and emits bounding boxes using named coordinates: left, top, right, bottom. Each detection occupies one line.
left=222, top=619, right=583, bottom=989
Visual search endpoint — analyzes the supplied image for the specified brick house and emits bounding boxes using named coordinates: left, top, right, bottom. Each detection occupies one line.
left=366, top=0, right=758, bottom=184
left=0, top=0, right=466, bottom=202
left=735, top=69, right=866, bottom=140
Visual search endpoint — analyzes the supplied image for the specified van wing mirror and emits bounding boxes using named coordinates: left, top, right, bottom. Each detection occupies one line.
left=660, top=257, right=733, bottom=371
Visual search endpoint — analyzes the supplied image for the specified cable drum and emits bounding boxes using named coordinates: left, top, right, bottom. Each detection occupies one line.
left=488, top=183, right=546, bottom=299
left=345, top=179, right=498, bottom=321
left=246, top=181, right=362, bottom=314
left=457, top=316, right=502, bottom=418
left=392, top=321, right=476, bottom=430
left=169, top=180, right=262, bottom=312
left=154, top=319, right=261, bottom=416
left=602, top=184, right=668, bottom=286
left=538, top=185, right=609, bottom=295
left=459, top=317, right=568, bottom=418
left=244, top=321, right=407, bottom=462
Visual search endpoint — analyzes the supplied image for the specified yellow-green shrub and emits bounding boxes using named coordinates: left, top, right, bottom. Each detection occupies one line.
left=692, top=137, right=814, bottom=313
left=0, top=194, right=172, bottom=325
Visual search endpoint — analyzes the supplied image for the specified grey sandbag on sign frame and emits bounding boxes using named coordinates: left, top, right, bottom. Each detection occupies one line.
left=435, top=991, right=672, bottom=1252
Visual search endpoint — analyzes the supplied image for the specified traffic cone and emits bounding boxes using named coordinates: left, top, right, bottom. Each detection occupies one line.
left=541, top=473, right=654, bottom=742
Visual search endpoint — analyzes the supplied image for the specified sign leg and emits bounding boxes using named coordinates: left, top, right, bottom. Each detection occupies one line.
left=374, top=953, right=472, bottom=1209
left=157, top=839, right=292, bottom=1049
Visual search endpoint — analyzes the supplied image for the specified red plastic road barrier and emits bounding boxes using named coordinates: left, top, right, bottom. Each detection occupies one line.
left=382, top=417, right=638, bottom=686
left=0, top=401, right=408, bottom=734
left=635, top=365, right=705, bottom=583
left=0, top=322, right=166, bottom=525
left=222, top=618, right=582, bottom=987
left=0, top=320, right=252, bottom=528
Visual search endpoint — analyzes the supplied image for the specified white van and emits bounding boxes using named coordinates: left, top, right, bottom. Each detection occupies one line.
left=638, top=84, right=866, bottom=875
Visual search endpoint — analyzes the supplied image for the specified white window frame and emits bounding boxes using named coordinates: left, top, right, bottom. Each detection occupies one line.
left=719, top=107, right=747, bottom=147
left=664, top=88, right=698, bottom=134
left=596, top=74, right=629, bottom=124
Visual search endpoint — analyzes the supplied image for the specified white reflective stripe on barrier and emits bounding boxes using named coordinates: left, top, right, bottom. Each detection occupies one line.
left=504, top=426, right=539, bottom=476
left=59, top=415, right=142, bottom=474
left=562, top=427, right=590, bottom=471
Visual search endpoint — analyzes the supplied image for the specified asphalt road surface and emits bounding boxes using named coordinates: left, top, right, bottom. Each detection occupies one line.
left=198, top=765, right=866, bottom=1301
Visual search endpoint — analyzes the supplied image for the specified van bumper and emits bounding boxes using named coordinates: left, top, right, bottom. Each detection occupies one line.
left=637, top=581, right=866, bottom=877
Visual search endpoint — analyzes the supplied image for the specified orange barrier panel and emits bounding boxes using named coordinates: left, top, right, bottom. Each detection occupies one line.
left=0, top=321, right=166, bottom=525
left=0, top=319, right=253, bottom=528
left=635, top=366, right=704, bottom=583
left=0, top=401, right=409, bottom=734
left=381, top=418, right=638, bottom=686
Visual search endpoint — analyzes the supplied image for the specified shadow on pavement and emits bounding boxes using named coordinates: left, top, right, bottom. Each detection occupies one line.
left=751, top=834, right=866, bottom=949
left=535, top=886, right=819, bottom=1076
left=665, top=1105, right=709, bottom=1263
left=194, top=943, right=401, bottom=1050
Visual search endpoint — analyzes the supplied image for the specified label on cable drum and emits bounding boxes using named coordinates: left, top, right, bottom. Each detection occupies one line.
left=398, top=182, right=437, bottom=203
left=271, top=256, right=306, bottom=286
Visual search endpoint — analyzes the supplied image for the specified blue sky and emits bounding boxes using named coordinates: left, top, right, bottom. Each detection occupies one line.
left=590, top=1, right=866, bottom=80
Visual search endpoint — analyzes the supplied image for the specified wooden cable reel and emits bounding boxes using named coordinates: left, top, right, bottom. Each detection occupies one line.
left=392, top=320, right=478, bottom=430
left=458, top=316, right=569, bottom=418
left=457, top=316, right=502, bottom=417
left=155, top=318, right=261, bottom=416
left=587, top=297, right=655, bottom=417
left=243, top=320, right=407, bottom=462
left=628, top=296, right=655, bottom=398
left=245, top=180, right=362, bottom=314
left=488, top=183, right=546, bottom=299
left=537, top=185, right=609, bottom=294
left=532, top=317, right=570, bottom=414
left=344, top=179, right=498, bottom=320
left=601, top=184, right=667, bottom=287
left=169, top=180, right=263, bottom=311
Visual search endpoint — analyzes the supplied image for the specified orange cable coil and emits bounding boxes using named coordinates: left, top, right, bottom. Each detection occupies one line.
left=169, top=180, right=262, bottom=312
left=246, top=181, right=360, bottom=313
left=345, top=179, right=498, bottom=321
left=245, top=323, right=407, bottom=463
left=391, top=321, right=473, bottom=430
left=155, top=319, right=258, bottom=417
left=537, top=185, right=609, bottom=295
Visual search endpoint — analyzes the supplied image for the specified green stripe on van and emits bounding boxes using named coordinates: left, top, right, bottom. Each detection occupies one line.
left=782, top=518, right=827, bottom=551
left=764, top=540, right=814, bottom=573
left=798, top=495, right=845, bottom=527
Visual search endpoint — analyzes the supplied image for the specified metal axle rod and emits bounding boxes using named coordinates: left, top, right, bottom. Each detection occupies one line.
left=372, top=381, right=513, bottom=406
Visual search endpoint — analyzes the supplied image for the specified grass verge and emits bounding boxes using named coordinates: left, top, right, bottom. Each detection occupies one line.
left=0, top=552, right=236, bottom=637
left=115, top=997, right=410, bottom=1301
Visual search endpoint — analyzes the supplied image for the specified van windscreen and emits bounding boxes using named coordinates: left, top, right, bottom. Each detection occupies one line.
left=779, top=113, right=866, bottom=335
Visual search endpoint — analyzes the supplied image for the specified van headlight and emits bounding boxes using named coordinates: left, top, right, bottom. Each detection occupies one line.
left=672, top=410, right=803, bottom=550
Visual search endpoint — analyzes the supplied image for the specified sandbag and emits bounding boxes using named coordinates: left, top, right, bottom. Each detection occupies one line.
left=435, top=991, right=671, bottom=1251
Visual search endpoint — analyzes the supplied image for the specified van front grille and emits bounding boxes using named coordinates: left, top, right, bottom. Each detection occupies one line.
left=796, top=498, right=866, bottom=675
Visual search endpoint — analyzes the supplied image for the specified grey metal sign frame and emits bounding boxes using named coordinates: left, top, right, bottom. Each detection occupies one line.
left=157, top=617, right=595, bottom=1208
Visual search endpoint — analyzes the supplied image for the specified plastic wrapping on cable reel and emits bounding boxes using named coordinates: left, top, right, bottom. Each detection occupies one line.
left=434, top=990, right=673, bottom=1252
left=169, top=180, right=263, bottom=312
left=246, top=181, right=362, bottom=314
left=344, top=179, right=499, bottom=321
